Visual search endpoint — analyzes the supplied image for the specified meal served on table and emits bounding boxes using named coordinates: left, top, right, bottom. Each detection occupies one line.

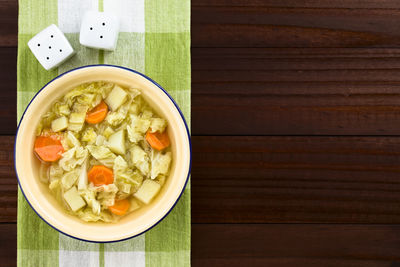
left=34, top=82, right=172, bottom=222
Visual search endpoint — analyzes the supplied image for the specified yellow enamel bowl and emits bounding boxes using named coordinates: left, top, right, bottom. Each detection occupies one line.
left=15, top=65, right=191, bottom=242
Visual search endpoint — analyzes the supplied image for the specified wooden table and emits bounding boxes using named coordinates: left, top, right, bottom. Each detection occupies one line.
left=3, top=0, right=400, bottom=266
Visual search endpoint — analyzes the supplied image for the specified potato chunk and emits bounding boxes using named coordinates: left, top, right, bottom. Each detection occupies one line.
left=51, top=116, right=68, bottom=132
left=134, top=179, right=161, bottom=204
left=107, top=130, right=126, bottom=155
left=105, top=85, right=128, bottom=111
left=63, top=186, right=86, bottom=212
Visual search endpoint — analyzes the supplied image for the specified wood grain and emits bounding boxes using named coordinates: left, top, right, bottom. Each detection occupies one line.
left=192, top=136, right=400, bottom=223
left=192, top=0, right=400, bottom=9
left=0, top=136, right=17, bottom=222
left=192, top=48, right=400, bottom=135
left=0, top=0, right=17, bottom=47
left=0, top=47, right=16, bottom=134
left=5, top=135, right=400, bottom=223
left=0, top=224, right=16, bottom=267
left=192, top=5, right=400, bottom=47
left=192, top=224, right=400, bottom=267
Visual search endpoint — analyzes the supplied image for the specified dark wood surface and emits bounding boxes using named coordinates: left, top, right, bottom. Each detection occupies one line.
left=4, top=0, right=400, bottom=266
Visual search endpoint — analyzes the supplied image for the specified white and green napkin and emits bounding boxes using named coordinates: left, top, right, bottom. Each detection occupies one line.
left=17, top=0, right=190, bottom=266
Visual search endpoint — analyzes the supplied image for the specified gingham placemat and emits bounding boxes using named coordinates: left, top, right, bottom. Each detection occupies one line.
left=17, top=0, right=191, bottom=266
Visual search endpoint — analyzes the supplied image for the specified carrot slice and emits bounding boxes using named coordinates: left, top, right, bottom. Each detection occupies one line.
left=109, top=199, right=130, bottom=216
left=88, top=165, right=114, bottom=186
left=85, top=101, right=108, bottom=124
left=34, top=135, right=65, bottom=162
left=145, top=130, right=170, bottom=151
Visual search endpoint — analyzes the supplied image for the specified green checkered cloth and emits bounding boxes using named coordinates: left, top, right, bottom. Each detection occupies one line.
left=17, top=0, right=191, bottom=266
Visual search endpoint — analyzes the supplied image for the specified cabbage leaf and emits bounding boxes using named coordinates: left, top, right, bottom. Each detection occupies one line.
left=114, top=156, right=143, bottom=189
left=86, top=145, right=116, bottom=168
left=151, top=151, right=172, bottom=179
left=130, top=145, right=150, bottom=176
left=61, top=169, right=79, bottom=190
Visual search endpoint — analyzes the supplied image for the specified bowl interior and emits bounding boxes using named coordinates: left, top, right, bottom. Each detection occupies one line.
left=15, top=66, right=190, bottom=242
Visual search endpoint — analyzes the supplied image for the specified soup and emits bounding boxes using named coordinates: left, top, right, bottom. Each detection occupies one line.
left=34, top=81, right=172, bottom=222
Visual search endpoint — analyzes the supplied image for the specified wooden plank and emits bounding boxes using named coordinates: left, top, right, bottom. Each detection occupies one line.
left=193, top=0, right=400, bottom=9
left=0, top=224, right=16, bottom=267
left=0, top=47, right=16, bottom=134
left=4, top=223, right=400, bottom=267
left=192, top=136, right=400, bottom=223
left=0, top=0, right=17, bottom=47
left=192, top=48, right=400, bottom=135
left=192, top=224, right=400, bottom=267
left=5, top=135, right=400, bottom=223
left=0, top=136, right=17, bottom=222
left=192, top=5, right=400, bottom=47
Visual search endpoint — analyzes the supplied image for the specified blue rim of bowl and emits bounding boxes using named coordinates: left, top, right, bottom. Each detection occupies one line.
left=14, top=64, right=192, bottom=243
